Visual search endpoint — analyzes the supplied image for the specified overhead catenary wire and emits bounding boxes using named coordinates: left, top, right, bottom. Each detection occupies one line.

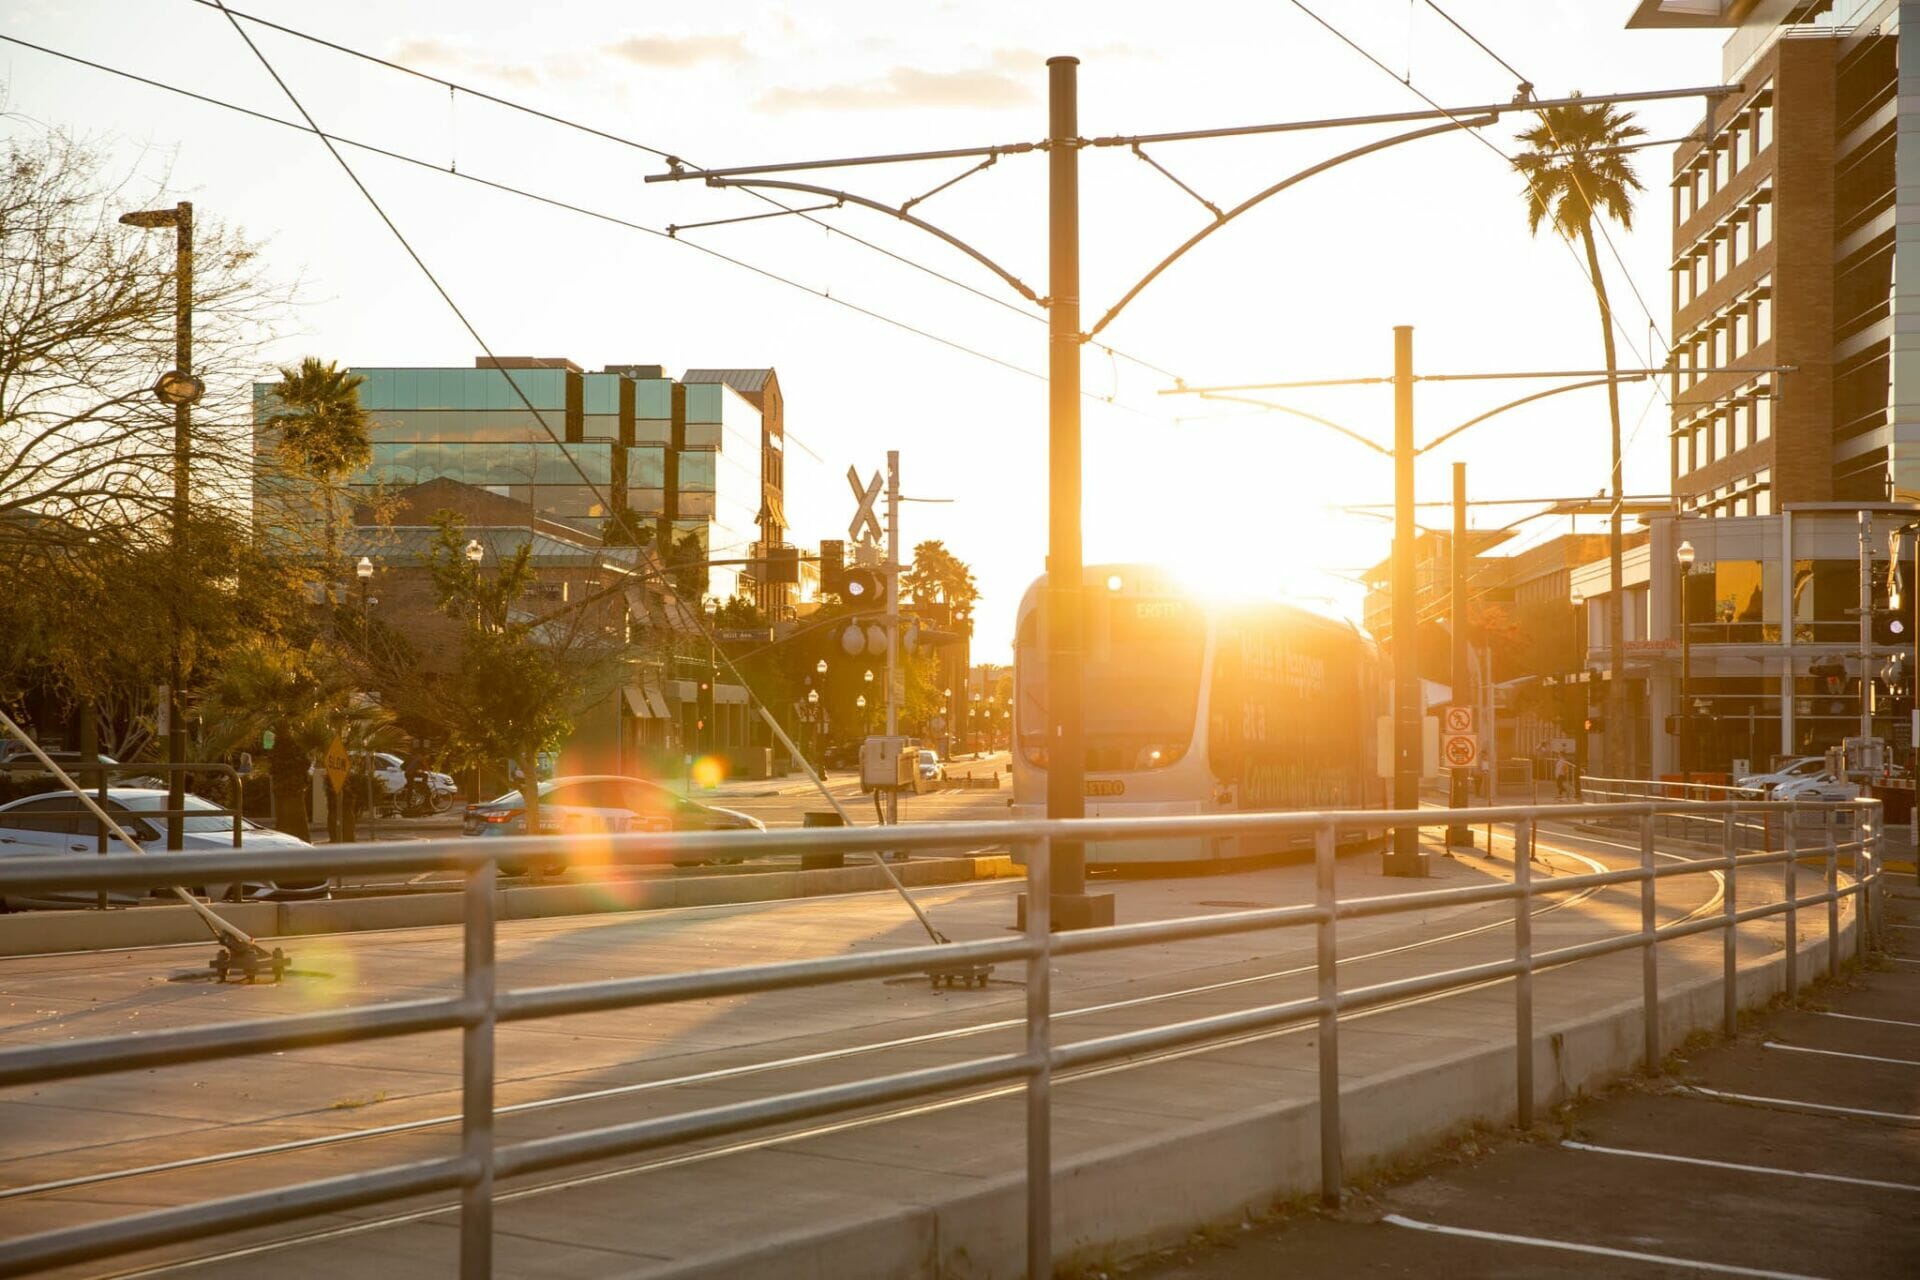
left=1286, top=0, right=1674, bottom=397
left=1419, top=0, right=1676, bottom=370
left=0, top=34, right=1166, bottom=416
left=179, top=0, right=1186, bottom=387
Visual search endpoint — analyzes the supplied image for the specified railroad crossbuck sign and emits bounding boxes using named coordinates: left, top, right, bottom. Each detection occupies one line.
left=847, top=467, right=883, bottom=543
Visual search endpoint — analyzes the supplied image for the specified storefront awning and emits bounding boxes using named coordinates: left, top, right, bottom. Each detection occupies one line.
left=622, top=686, right=671, bottom=719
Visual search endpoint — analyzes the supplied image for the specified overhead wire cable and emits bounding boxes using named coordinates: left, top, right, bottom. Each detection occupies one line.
left=179, top=0, right=1187, bottom=387
left=0, top=34, right=1125, bottom=406
left=1421, top=0, right=1674, bottom=370
left=1286, top=0, right=1671, bottom=404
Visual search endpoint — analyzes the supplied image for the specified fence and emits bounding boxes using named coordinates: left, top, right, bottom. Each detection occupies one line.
left=1579, top=773, right=1864, bottom=853
left=0, top=797, right=1887, bottom=1279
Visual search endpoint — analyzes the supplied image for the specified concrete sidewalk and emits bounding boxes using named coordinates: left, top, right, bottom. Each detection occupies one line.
left=1124, top=884, right=1916, bottom=1279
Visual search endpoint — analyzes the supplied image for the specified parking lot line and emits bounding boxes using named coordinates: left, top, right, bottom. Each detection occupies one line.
left=1812, top=1010, right=1920, bottom=1030
left=1679, top=1085, right=1920, bottom=1124
left=1761, top=1041, right=1920, bottom=1067
left=1381, top=1215, right=1823, bottom=1278
left=1561, top=1140, right=1920, bottom=1192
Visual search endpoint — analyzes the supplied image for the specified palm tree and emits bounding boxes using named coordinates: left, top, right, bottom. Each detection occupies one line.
left=1514, top=97, right=1645, bottom=777
left=266, top=358, right=371, bottom=601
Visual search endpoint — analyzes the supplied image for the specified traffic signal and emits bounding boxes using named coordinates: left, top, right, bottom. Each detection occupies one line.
left=1584, top=717, right=1603, bottom=734
left=696, top=678, right=715, bottom=751
left=841, top=566, right=886, bottom=605
left=1873, top=609, right=1910, bottom=647
left=818, top=540, right=845, bottom=596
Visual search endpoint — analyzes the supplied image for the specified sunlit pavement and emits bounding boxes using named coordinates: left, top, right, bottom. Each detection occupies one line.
left=1122, top=885, right=1920, bottom=1280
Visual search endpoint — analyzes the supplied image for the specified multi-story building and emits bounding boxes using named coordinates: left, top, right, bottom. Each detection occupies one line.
left=256, top=357, right=791, bottom=610
left=1618, top=0, right=1920, bottom=774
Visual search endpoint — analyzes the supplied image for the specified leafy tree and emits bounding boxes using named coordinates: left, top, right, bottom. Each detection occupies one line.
left=0, top=122, right=288, bottom=559
left=903, top=539, right=979, bottom=628
left=201, top=637, right=381, bottom=841
left=262, top=357, right=370, bottom=601
left=1514, top=97, right=1644, bottom=774
left=424, top=514, right=617, bottom=837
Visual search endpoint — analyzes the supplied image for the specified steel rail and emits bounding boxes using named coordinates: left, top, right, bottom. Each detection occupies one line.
left=0, top=800, right=1879, bottom=1279
left=0, top=800, right=1864, bottom=893
left=0, top=1156, right=474, bottom=1277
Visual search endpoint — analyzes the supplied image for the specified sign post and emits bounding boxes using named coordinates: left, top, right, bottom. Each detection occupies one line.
left=1440, top=704, right=1480, bottom=811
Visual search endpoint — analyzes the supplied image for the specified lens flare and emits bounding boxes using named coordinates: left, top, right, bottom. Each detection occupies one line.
left=690, top=755, right=727, bottom=790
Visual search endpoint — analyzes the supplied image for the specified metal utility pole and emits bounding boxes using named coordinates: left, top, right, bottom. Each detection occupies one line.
left=1860, top=511, right=1875, bottom=744
left=1045, top=57, right=1109, bottom=928
left=1389, top=326, right=1424, bottom=876
left=885, top=448, right=901, bottom=829
left=1446, top=461, right=1472, bottom=847
left=119, top=201, right=196, bottom=853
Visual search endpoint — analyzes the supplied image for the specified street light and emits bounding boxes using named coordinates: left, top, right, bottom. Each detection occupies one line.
left=464, top=539, right=485, bottom=566
left=356, top=555, right=374, bottom=628
left=119, top=201, right=194, bottom=853
left=816, top=659, right=829, bottom=675
left=1677, top=539, right=1696, bottom=780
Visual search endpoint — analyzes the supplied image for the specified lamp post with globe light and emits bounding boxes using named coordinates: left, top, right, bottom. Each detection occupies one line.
left=1570, top=588, right=1587, bottom=795
left=119, top=202, right=201, bottom=852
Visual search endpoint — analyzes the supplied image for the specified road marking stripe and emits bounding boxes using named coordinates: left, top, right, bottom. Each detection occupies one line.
left=1813, top=1011, right=1920, bottom=1030
left=1679, top=1085, right=1920, bottom=1124
left=1561, top=1140, right=1920, bottom=1192
left=1891, top=958, right=1920, bottom=967
left=1381, top=1215, right=1823, bottom=1279
left=1763, top=1041, right=1920, bottom=1067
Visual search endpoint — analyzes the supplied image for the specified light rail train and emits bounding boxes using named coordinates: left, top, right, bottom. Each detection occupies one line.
left=1011, top=565, right=1385, bottom=865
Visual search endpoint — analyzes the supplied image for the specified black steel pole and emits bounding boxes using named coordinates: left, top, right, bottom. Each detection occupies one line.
left=1389, top=326, right=1424, bottom=876
left=167, top=202, right=193, bottom=854
left=1040, top=56, right=1109, bottom=929
left=1446, top=461, right=1472, bottom=846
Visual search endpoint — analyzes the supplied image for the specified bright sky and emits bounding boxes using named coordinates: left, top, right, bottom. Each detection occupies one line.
left=2, top=1, right=1725, bottom=660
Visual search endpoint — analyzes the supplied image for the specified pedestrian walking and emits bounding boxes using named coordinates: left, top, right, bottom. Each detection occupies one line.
left=1554, top=753, right=1572, bottom=800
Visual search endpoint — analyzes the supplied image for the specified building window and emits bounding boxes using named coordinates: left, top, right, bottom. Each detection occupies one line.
left=1753, top=291, right=1772, bottom=345
left=1753, top=486, right=1771, bottom=516
left=1753, top=386, right=1773, bottom=440
left=1753, top=93, right=1773, bottom=154
left=1712, top=232, right=1730, bottom=281
left=1715, top=142, right=1733, bottom=190
left=1732, top=119, right=1751, bottom=172
left=1752, top=194, right=1772, bottom=250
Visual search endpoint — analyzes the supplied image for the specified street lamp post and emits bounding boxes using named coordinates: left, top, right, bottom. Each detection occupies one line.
left=464, top=538, right=485, bottom=627
left=1570, top=588, right=1587, bottom=794
left=119, top=201, right=199, bottom=853
left=356, top=555, right=374, bottom=624
left=1677, top=540, right=1696, bottom=780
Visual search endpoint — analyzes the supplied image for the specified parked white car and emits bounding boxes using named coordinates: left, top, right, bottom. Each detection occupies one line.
left=1769, top=771, right=1861, bottom=802
left=1735, top=757, right=1827, bottom=791
left=0, top=788, right=328, bottom=909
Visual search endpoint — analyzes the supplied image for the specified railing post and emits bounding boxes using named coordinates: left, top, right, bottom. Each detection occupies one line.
left=1783, top=820, right=1798, bottom=1001
left=1858, top=809, right=1876, bottom=954
left=460, top=858, right=497, bottom=1279
left=1639, top=811, right=1659, bottom=1073
left=1825, top=826, right=1840, bottom=981
left=1722, top=806, right=1738, bottom=1037
left=1513, top=817, right=1534, bottom=1129
left=1314, top=822, right=1342, bottom=1206
left=1025, top=836, right=1052, bottom=1280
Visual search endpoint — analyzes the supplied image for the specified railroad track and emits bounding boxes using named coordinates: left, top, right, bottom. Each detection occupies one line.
left=1, top=827, right=1735, bottom=1278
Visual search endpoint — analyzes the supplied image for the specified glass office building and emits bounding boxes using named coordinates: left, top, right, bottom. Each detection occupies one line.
left=255, top=358, right=777, bottom=605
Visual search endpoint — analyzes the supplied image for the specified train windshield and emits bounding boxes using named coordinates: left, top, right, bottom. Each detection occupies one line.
left=1018, top=594, right=1207, bottom=772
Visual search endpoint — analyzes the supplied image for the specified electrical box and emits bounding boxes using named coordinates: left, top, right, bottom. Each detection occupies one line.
left=861, top=735, right=915, bottom=791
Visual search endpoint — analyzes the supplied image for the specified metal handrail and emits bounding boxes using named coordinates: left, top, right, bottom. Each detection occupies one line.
left=0, top=796, right=1885, bottom=1279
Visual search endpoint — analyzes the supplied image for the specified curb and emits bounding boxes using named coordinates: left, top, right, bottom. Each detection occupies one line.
left=0, top=856, right=1020, bottom=957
